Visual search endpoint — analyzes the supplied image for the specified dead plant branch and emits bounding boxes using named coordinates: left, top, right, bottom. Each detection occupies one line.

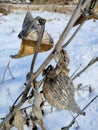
left=72, top=57, right=98, bottom=80
left=31, top=0, right=92, bottom=80
left=0, top=0, right=94, bottom=128
left=30, top=18, right=46, bottom=73
left=2, top=61, right=15, bottom=83
left=61, top=94, right=98, bottom=130
left=63, top=22, right=84, bottom=48
left=8, top=66, right=15, bottom=79
left=0, top=16, right=46, bottom=129
left=70, top=64, right=81, bottom=79
left=11, top=91, right=24, bottom=110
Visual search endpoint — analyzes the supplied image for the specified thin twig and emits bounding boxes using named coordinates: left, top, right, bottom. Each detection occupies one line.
left=2, top=61, right=10, bottom=82
left=55, top=0, right=90, bottom=50
left=31, top=0, right=92, bottom=80
left=21, top=105, right=32, bottom=111
left=70, top=64, right=81, bottom=79
left=0, top=17, right=46, bottom=128
left=61, top=94, right=98, bottom=130
left=72, top=57, right=98, bottom=80
left=68, top=111, right=79, bottom=128
left=63, top=22, right=84, bottom=48
left=30, top=18, right=46, bottom=72
left=2, top=61, right=15, bottom=83
left=0, top=0, right=93, bottom=128
left=8, top=66, right=15, bottom=79
left=11, top=91, right=24, bottom=110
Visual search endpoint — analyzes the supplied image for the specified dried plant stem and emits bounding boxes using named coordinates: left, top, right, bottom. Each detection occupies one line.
left=21, top=105, right=32, bottom=111
left=0, top=0, right=93, bottom=128
left=62, top=95, right=98, bottom=130
left=55, top=0, right=93, bottom=49
left=2, top=61, right=15, bottom=83
left=70, top=64, right=81, bottom=79
left=2, top=61, right=10, bottom=82
left=72, top=57, right=98, bottom=80
left=0, top=17, right=46, bottom=128
left=31, top=0, right=92, bottom=80
left=0, top=101, right=23, bottom=127
left=11, top=91, right=24, bottom=110
left=0, top=81, right=32, bottom=128
left=63, top=22, right=84, bottom=48
left=69, top=111, right=79, bottom=128
left=30, top=18, right=46, bottom=72
left=8, top=65, right=15, bottom=79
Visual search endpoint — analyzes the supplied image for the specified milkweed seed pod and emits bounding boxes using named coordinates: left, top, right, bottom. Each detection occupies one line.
left=11, top=11, right=54, bottom=58
left=74, top=1, right=98, bottom=26
left=74, top=12, right=98, bottom=26
left=43, top=65, right=85, bottom=115
left=55, top=49, right=70, bottom=76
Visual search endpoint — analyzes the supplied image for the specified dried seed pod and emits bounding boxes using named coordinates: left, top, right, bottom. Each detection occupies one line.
left=13, top=110, right=25, bottom=130
left=11, top=12, right=54, bottom=59
left=43, top=66, right=85, bottom=115
left=74, top=13, right=98, bottom=26
left=55, top=50, right=70, bottom=76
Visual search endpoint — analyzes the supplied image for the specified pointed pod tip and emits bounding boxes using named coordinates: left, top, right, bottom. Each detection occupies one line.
left=83, top=111, right=86, bottom=116
left=80, top=111, right=86, bottom=116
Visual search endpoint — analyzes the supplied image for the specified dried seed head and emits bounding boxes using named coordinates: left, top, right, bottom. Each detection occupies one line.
left=11, top=12, right=54, bottom=59
left=43, top=66, right=84, bottom=115
left=55, top=49, right=70, bottom=76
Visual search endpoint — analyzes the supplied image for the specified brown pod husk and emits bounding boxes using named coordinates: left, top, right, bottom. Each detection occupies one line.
left=74, top=13, right=98, bottom=26
left=11, top=11, right=54, bottom=58
left=43, top=68, right=85, bottom=115
left=12, top=31, right=54, bottom=58
left=74, top=2, right=98, bottom=27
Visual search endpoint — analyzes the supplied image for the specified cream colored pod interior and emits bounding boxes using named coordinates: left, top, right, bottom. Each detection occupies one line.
left=11, top=12, right=54, bottom=58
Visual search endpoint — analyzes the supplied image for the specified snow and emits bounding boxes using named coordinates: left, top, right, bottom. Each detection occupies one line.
left=0, top=10, right=98, bottom=130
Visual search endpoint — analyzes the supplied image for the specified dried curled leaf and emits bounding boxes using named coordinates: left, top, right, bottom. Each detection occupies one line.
left=32, top=106, right=43, bottom=120
left=31, top=87, right=46, bottom=130
left=4, top=122, right=11, bottom=130
left=13, top=110, right=25, bottom=130
left=54, top=50, right=70, bottom=76
left=34, top=91, right=43, bottom=107
left=32, top=88, right=43, bottom=119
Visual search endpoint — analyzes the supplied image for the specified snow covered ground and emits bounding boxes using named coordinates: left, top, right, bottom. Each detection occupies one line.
left=0, top=10, right=98, bottom=130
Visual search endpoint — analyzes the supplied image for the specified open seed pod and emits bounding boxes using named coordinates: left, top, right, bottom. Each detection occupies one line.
left=74, top=12, right=98, bottom=26
left=74, top=1, right=98, bottom=26
left=55, top=49, right=70, bottom=76
left=43, top=65, right=85, bottom=115
left=11, top=12, right=54, bottom=58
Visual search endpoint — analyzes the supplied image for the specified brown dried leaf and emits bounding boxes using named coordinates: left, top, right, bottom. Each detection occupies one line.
left=32, top=106, right=43, bottom=120
left=54, top=50, right=70, bottom=76
left=13, top=110, right=25, bottom=130
left=34, top=91, right=43, bottom=107
left=4, top=122, right=11, bottom=130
